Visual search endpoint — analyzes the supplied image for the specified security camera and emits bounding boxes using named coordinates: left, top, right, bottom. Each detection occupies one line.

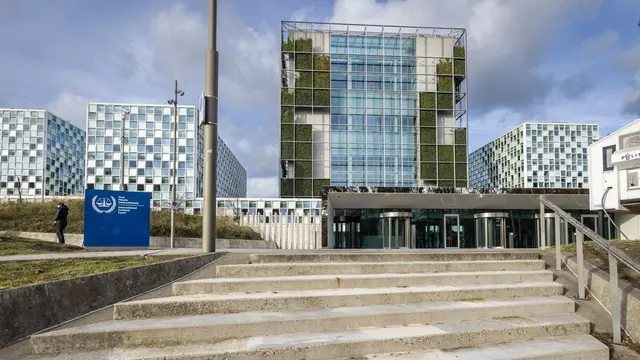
left=178, top=90, right=185, bottom=96
left=167, top=99, right=175, bottom=105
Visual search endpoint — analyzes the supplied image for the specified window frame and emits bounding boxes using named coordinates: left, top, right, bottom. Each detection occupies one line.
left=602, top=145, right=616, bottom=172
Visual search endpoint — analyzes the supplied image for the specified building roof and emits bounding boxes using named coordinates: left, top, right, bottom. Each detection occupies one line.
left=588, top=119, right=640, bottom=149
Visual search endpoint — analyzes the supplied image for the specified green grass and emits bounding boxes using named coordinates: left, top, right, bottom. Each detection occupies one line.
left=0, top=255, right=188, bottom=290
left=0, top=237, right=86, bottom=256
left=0, top=200, right=261, bottom=240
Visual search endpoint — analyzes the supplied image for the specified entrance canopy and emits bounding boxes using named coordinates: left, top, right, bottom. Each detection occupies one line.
left=327, top=192, right=589, bottom=210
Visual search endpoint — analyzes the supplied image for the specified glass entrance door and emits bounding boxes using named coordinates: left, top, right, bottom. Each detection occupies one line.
left=474, top=212, right=508, bottom=248
left=380, top=212, right=412, bottom=249
left=444, top=214, right=460, bottom=248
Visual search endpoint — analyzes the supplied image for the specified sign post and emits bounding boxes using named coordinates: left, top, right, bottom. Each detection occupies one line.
left=84, top=189, right=151, bottom=247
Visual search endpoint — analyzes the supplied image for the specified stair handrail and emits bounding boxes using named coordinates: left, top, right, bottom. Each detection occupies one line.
left=540, top=195, right=640, bottom=344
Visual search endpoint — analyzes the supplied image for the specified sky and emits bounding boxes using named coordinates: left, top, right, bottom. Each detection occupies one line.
left=1, top=0, right=640, bottom=197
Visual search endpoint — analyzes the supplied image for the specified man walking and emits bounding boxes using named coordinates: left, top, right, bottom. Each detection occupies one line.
left=54, top=202, right=69, bottom=244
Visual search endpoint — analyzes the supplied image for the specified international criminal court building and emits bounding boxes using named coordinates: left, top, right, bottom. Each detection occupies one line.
left=278, top=21, right=604, bottom=250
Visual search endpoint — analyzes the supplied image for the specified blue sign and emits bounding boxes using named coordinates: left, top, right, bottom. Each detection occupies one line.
left=84, top=189, right=151, bottom=247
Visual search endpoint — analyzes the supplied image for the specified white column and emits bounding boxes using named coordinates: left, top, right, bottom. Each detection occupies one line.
left=327, top=200, right=334, bottom=249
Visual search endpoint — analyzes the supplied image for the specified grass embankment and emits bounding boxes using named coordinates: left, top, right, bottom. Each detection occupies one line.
left=0, top=200, right=261, bottom=239
left=0, top=236, right=86, bottom=256
left=0, top=255, right=187, bottom=289
left=548, top=240, right=640, bottom=290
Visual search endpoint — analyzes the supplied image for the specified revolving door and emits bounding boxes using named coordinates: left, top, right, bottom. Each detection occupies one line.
left=380, top=212, right=413, bottom=249
left=474, top=212, right=509, bottom=248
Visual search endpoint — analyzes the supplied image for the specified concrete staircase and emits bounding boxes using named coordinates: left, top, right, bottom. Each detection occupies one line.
left=27, top=250, right=609, bottom=359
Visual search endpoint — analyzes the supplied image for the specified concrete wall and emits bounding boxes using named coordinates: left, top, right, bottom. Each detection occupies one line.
left=240, top=214, right=322, bottom=249
left=0, top=231, right=278, bottom=249
left=563, top=254, right=640, bottom=341
left=0, top=252, right=224, bottom=347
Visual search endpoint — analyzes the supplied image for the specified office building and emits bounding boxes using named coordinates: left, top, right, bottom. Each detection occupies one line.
left=279, top=21, right=468, bottom=198
left=84, top=103, right=246, bottom=210
left=0, top=108, right=85, bottom=197
left=469, top=122, right=599, bottom=189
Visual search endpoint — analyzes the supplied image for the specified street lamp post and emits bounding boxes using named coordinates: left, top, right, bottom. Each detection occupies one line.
left=168, top=80, right=185, bottom=249
left=202, top=0, right=218, bottom=253
left=119, top=109, right=130, bottom=192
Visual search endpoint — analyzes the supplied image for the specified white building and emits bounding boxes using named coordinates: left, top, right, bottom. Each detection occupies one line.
left=588, top=119, right=640, bottom=238
left=0, top=108, right=85, bottom=197
left=85, top=102, right=246, bottom=212
left=469, top=122, right=599, bottom=189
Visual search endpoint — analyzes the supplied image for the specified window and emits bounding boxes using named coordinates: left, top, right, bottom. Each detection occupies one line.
left=602, top=145, right=615, bottom=171
left=629, top=171, right=640, bottom=189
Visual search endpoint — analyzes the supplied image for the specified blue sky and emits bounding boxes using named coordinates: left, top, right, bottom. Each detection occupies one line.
left=1, top=0, right=639, bottom=196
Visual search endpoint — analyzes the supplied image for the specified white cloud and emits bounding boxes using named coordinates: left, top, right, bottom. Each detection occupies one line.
left=582, top=30, right=619, bottom=54
left=247, top=177, right=279, bottom=198
left=45, top=91, right=93, bottom=129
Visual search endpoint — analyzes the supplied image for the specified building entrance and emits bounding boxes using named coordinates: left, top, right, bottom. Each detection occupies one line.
left=474, top=212, right=508, bottom=248
left=334, top=216, right=360, bottom=249
left=379, top=212, right=413, bottom=249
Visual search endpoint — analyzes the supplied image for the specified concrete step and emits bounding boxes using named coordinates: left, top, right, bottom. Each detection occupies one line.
left=24, top=313, right=591, bottom=360
left=114, top=282, right=564, bottom=320
left=248, top=250, right=540, bottom=264
left=173, top=270, right=554, bottom=295
left=31, top=296, right=574, bottom=354
left=359, top=334, right=609, bottom=359
left=216, top=259, right=547, bottom=278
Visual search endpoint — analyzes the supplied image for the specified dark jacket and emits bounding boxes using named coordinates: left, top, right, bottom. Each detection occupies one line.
left=54, top=204, right=69, bottom=222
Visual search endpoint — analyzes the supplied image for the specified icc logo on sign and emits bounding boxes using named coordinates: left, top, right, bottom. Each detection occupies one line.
left=92, top=195, right=117, bottom=214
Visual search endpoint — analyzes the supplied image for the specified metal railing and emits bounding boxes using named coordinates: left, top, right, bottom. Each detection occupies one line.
left=540, top=196, right=640, bottom=344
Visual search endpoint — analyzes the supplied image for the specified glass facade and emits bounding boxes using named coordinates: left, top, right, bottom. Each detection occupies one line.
left=217, top=137, right=247, bottom=198
left=0, top=109, right=85, bottom=197
left=280, top=22, right=468, bottom=198
left=469, top=122, right=600, bottom=189
left=216, top=197, right=322, bottom=218
left=85, top=103, right=246, bottom=211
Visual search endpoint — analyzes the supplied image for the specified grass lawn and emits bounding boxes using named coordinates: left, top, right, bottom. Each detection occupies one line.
left=548, top=240, right=640, bottom=290
left=0, top=236, right=87, bottom=256
left=0, top=255, right=188, bottom=290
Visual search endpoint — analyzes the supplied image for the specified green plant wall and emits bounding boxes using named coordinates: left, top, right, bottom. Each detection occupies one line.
left=295, top=124, right=312, bottom=141
left=420, top=145, right=437, bottom=161
left=438, top=164, right=454, bottom=179
left=313, top=179, right=330, bottom=197
left=455, top=146, right=467, bottom=162
left=295, top=161, right=312, bottom=177
left=420, top=127, right=436, bottom=144
left=438, top=145, right=454, bottom=162
left=420, top=162, right=436, bottom=179
left=281, top=142, right=293, bottom=159
left=295, top=142, right=312, bottom=160
left=294, top=179, right=312, bottom=197
left=281, top=91, right=293, bottom=106
left=281, top=107, right=294, bottom=123
left=454, top=128, right=467, bottom=145
left=281, top=124, right=294, bottom=142
left=419, top=92, right=436, bottom=109
left=280, top=179, right=293, bottom=197
left=420, top=110, right=436, bottom=126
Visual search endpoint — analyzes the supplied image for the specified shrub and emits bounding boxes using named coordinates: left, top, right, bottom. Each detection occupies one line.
left=281, top=124, right=294, bottom=141
left=294, top=143, right=312, bottom=160
left=294, top=179, right=312, bottom=197
left=0, top=200, right=261, bottom=239
left=281, top=106, right=294, bottom=123
left=420, top=110, right=436, bottom=126
left=295, top=124, right=313, bottom=142
left=419, top=92, right=436, bottom=109
left=313, top=89, right=330, bottom=106
left=438, top=163, right=454, bottom=179
left=281, top=142, right=293, bottom=159
left=295, top=161, right=312, bottom=177
left=438, top=145, right=454, bottom=162
left=295, top=89, right=312, bottom=106
left=280, top=179, right=294, bottom=197
left=313, top=179, right=330, bottom=197
left=420, top=145, right=436, bottom=161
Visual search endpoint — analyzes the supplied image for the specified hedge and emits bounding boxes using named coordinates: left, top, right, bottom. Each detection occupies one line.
left=295, top=124, right=313, bottom=142
left=313, top=178, right=330, bottom=197
left=314, top=72, right=330, bottom=88
left=280, top=179, right=294, bottom=197
left=438, top=145, right=454, bottom=162
left=281, top=90, right=293, bottom=105
left=454, top=128, right=467, bottom=145
left=420, top=110, right=436, bottom=126
left=420, top=162, right=437, bottom=180
left=456, top=163, right=468, bottom=179
left=281, top=124, right=294, bottom=141
left=437, top=93, right=453, bottom=109
left=294, top=179, right=312, bottom=197
left=294, top=142, right=312, bottom=160
left=297, top=71, right=312, bottom=88
left=420, top=127, right=436, bottom=144
left=295, top=89, right=312, bottom=106
left=419, top=92, right=436, bottom=109
left=420, top=145, right=436, bottom=161
left=281, top=106, right=294, bottom=123
left=314, top=89, right=330, bottom=106
left=455, top=145, right=467, bottom=162
left=281, top=142, right=293, bottom=159
left=438, top=163, right=454, bottom=179
left=295, top=160, right=312, bottom=177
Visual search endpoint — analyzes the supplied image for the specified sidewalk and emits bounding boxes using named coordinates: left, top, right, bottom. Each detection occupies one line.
left=0, top=248, right=203, bottom=262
